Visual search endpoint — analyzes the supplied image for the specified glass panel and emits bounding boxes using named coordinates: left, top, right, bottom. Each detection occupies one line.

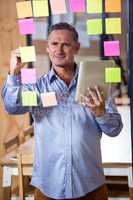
left=31, top=0, right=131, bottom=164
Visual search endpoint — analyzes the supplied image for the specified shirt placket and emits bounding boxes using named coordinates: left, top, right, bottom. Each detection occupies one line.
left=63, top=93, right=72, bottom=198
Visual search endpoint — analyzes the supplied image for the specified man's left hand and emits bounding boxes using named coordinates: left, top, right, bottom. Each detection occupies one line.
left=81, top=86, right=105, bottom=117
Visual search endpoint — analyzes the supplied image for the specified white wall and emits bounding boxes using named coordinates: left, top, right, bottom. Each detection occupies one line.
left=101, top=106, right=132, bottom=163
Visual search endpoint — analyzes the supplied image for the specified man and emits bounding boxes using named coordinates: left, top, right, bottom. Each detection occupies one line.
left=2, top=22, right=123, bottom=200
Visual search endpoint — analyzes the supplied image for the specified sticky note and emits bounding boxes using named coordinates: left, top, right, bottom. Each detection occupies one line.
left=21, top=68, right=36, bottom=84
left=87, top=0, right=102, bottom=13
left=16, top=1, right=33, bottom=19
left=33, top=0, right=49, bottom=17
left=87, top=19, right=102, bottom=35
left=104, top=41, right=120, bottom=56
left=18, top=18, right=35, bottom=35
left=50, top=0, right=67, bottom=15
left=19, top=46, right=36, bottom=63
left=105, top=18, right=121, bottom=34
left=69, top=0, right=85, bottom=13
left=105, top=68, right=121, bottom=83
left=22, top=91, right=37, bottom=106
left=105, top=0, right=121, bottom=13
left=41, top=92, right=58, bottom=107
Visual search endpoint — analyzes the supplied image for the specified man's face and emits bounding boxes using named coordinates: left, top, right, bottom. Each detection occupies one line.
left=46, top=29, right=80, bottom=68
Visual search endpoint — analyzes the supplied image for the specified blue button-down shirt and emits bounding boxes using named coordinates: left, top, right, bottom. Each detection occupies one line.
left=2, top=67, right=123, bottom=199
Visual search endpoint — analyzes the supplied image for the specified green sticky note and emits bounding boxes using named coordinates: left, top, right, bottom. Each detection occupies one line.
left=19, top=46, right=36, bottom=63
left=105, top=18, right=121, bottom=34
left=33, top=0, right=49, bottom=17
left=87, top=19, right=102, bottom=35
left=105, top=68, right=121, bottom=83
left=22, top=91, right=37, bottom=106
left=87, top=0, right=102, bottom=13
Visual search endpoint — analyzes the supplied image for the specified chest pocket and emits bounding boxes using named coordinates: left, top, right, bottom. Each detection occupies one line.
left=32, top=105, right=64, bottom=123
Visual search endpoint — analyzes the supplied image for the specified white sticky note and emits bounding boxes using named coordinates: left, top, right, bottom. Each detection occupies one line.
left=3, top=166, right=12, bottom=187
left=19, top=46, right=36, bottom=63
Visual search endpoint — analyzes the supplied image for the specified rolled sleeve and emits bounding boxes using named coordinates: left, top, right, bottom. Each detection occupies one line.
left=6, top=74, right=21, bottom=86
left=95, top=112, right=110, bottom=124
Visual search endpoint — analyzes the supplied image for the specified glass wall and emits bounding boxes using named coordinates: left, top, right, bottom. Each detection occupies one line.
left=31, top=0, right=131, bottom=164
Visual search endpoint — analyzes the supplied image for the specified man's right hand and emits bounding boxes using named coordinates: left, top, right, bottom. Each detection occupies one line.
left=10, top=49, right=26, bottom=75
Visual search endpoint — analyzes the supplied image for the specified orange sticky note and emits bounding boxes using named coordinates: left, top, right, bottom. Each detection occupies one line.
left=16, top=1, right=33, bottom=19
left=50, top=0, right=67, bottom=15
left=41, top=92, right=58, bottom=107
left=105, top=0, right=121, bottom=13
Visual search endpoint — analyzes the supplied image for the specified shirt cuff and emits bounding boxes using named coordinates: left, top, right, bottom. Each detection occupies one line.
left=95, top=112, right=110, bottom=124
left=6, top=74, right=21, bottom=86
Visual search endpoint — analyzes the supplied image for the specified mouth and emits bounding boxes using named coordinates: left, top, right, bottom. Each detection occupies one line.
left=55, top=55, right=65, bottom=59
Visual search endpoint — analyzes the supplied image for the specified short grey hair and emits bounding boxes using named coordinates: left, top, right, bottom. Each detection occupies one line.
left=48, top=22, right=79, bottom=42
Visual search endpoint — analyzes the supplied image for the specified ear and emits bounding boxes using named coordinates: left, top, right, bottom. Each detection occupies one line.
left=74, top=42, right=80, bottom=54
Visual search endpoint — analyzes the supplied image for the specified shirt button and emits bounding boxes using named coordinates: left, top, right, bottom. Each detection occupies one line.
left=64, top=93, right=69, bottom=97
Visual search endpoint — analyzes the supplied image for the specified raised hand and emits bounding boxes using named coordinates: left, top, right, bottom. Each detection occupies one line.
left=10, top=48, right=26, bottom=75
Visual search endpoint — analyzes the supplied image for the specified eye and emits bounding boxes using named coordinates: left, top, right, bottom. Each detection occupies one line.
left=51, top=42, right=58, bottom=46
left=64, top=43, right=71, bottom=47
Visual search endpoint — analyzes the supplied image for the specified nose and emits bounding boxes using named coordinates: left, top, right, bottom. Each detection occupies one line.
left=57, top=44, right=64, bottom=52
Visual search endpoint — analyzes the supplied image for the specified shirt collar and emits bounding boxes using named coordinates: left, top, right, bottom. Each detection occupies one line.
left=48, top=68, right=57, bottom=83
left=49, top=63, right=79, bottom=84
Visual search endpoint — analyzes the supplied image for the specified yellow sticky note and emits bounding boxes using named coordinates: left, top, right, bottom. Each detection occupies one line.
left=41, top=92, right=58, bottom=107
left=50, top=0, right=67, bottom=15
left=19, top=46, right=36, bottom=63
left=105, top=0, right=121, bottom=13
left=33, top=0, right=49, bottom=17
left=87, top=0, right=102, bottom=13
left=105, top=18, right=121, bottom=34
left=16, top=1, right=33, bottom=19
left=22, top=91, right=37, bottom=106
left=87, top=19, right=102, bottom=35
left=105, top=68, right=121, bottom=83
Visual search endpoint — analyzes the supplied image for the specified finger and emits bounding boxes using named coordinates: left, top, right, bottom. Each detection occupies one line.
left=81, top=95, right=97, bottom=109
left=17, top=63, right=25, bottom=69
left=83, top=89, right=94, bottom=103
left=80, top=94, right=87, bottom=106
left=80, top=94, right=85, bottom=106
left=95, top=86, right=104, bottom=102
left=14, top=48, right=20, bottom=54
left=10, top=54, right=25, bottom=69
left=85, top=101, right=96, bottom=108
left=12, top=49, right=21, bottom=59
left=87, top=87, right=99, bottom=105
left=11, top=52, right=21, bottom=63
left=16, top=57, right=22, bottom=65
left=83, top=97, right=97, bottom=109
left=80, top=93, right=94, bottom=105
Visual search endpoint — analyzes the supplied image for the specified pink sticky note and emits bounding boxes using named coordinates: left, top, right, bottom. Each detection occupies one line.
left=69, top=0, right=85, bottom=12
left=104, top=41, right=120, bottom=56
left=50, top=0, right=67, bottom=15
left=18, top=18, right=35, bottom=35
left=21, top=68, right=36, bottom=84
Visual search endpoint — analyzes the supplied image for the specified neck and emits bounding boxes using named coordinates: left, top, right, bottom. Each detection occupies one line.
left=53, top=64, right=75, bottom=86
